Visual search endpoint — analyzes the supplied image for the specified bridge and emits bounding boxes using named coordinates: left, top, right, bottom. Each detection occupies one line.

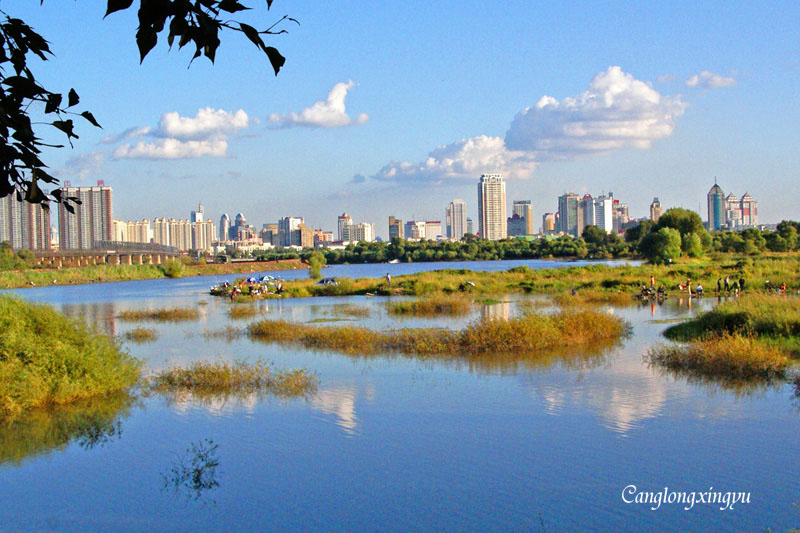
left=33, top=241, right=182, bottom=268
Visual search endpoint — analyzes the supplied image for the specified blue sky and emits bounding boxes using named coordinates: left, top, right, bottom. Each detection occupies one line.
left=12, top=1, right=800, bottom=236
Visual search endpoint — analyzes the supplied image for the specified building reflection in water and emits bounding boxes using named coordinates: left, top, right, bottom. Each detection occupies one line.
left=61, top=302, right=118, bottom=337
left=480, top=302, right=511, bottom=320
left=310, top=386, right=361, bottom=435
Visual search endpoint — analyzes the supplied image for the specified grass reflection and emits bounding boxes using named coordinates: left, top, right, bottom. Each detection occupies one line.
left=161, top=439, right=221, bottom=504
left=0, top=392, right=134, bottom=465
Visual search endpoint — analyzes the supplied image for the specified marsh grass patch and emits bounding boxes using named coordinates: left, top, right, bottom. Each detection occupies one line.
left=118, top=307, right=199, bottom=322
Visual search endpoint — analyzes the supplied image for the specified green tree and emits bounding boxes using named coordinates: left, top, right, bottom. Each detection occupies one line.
left=581, top=225, right=607, bottom=245
left=624, top=219, right=655, bottom=245
left=656, top=208, right=705, bottom=237
left=1, top=2, right=293, bottom=208
left=307, top=251, right=326, bottom=279
left=639, top=227, right=681, bottom=264
left=681, top=232, right=703, bottom=258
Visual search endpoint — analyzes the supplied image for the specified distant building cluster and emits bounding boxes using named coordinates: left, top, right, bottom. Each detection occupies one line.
left=0, top=177, right=766, bottom=253
left=707, top=182, right=758, bottom=230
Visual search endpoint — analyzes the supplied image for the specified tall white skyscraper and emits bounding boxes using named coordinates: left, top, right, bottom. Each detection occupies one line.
left=446, top=199, right=467, bottom=240
left=337, top=213, right=352, bottom=242
left=512, top=200, right=533, bottom=235
left=594, top=194, right=614, bottom=234
left=477, top=174, right=506, bottom=240
left=219, top=213, right=230, bottom=242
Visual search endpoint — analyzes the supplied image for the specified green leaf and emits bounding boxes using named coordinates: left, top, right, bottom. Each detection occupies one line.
left=81, top=111, right=102, bottom=128
left=67, top=88, right=79, bottom=107
left=264, top=47, right=285, bottom=75
left=105, top=0, right=134, bottom=18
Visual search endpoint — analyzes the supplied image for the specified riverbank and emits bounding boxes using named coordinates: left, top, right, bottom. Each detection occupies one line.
left=0, top=259, right=305, bottom=290
left=215, top=253, right=800, bottom=302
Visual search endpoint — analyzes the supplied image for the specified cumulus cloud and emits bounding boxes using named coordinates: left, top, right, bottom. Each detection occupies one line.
left=113, top=138, right=229, bottom=160
left=373, top=135, right=537, bottom=184
left=368, top=66, right=686, bottom=187
left=505, top=66, right=686, bottom=158
left=110, top=107, right=249, bottom=160
left=685, top=70, right=737, bottom=89
left=158, top=108, right=249, bottom=140
left=100, top=126, right=152, bottom=144
left=269, top=80, right=369, bottom=128
left=57, top=152, right=107, bottom=179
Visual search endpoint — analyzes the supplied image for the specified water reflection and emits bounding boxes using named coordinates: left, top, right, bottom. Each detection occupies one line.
left=480, top=301, right=511, bottom=320
left=311, top=386, right=359, bottom=434
left=61, top=302, right=118, bottom=337
left=0, top=393, right=134, bottom=465
left=161, top=439, right=221, bottom=504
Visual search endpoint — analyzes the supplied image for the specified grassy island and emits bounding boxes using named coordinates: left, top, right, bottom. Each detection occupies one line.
left=247, top=307, right=628, bottom=359
left=647, top=294, right=800, bottom=381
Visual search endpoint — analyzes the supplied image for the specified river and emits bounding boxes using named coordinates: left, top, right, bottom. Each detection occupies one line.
left=1, top=258, right=798, bottom=531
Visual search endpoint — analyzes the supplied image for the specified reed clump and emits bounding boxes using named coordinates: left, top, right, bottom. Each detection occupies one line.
left=386, top=295, right=473, bottom=316
left=0, top=296, right=141, bottom=417
left=123, top=327, right=159, bottom=343
left=149, top=360, right=317, bottom=398
left=646, top=334, right=790, bottom=380
left=328, top=304, right=370, bottom=317
left=228, top=305, right=259, bottom=320
left=248, top=308, right=627, bottom=358
left=118, top=307, right=199, bottom=322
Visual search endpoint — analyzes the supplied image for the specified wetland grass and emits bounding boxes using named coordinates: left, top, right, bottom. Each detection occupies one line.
left=646, top=335, right=790, bottom=381
left=118, top=307, right=200, bottom=322
left=149, top=360, right=317, bottom=398
left=248, top=308, right=627, bottom=358
left=0, top=296, right=141, bottom=417
left=386, top=295, right=473, bottom=316
left=228, top=305, right=260, bottom=320
left=123, top=327, right=159, bottom=343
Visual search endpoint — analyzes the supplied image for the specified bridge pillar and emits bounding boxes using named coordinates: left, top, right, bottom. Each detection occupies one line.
left=154, top=254, right=163, bottom=265
left=121, top=254, right=132, bottom=265
left=108, top=254, right=119, bottom=265
left=133, top=254, right=143, bottom=265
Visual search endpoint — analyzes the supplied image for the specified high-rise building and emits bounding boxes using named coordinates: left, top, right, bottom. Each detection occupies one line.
left=511, top=200, right=533, bottom=235
left=424, top=221, right=442, bottom=240
left=112, top=219, right=151, bottom=243
left=579, top=194, right=594, bottom=233
left=337, top=213, right=352, bottom=242
left=168, top=218, right=192, bottom=251
left=740, top=193, right=758, bottom=226
left=477, top=174, right=506, bottom=240
left=724, top=193, right=741, bottom=229
left=593, top=194, right=614, bottom=234
left=260, top=223, right=278, bottom=245
left=219, top=213, right=231, bottom=243
left=293, top=224, right=315, bottom=248
left=466, top=217, right=474, bottom=236
left=388, top=216, right=404, bottom=240
left=152, top=217, right=170, bottom=246
left=313, top=229, right=334, bottom=245
left=190, top=202, right=204, bottom=223
left=350, top=222, right=375, bottom=242
left=707, top=181, right=725, bottom=231
left=0, top=194, right=51, bottom=250
left=446, top=199, right=468, bottom=240
left=613, top=199, right=629, bottom=233
left=404, top=220, right=426, bottom=240
left=58, top=181, right=113, bottom=250
left=542, top=212, right=556, bottom=234
left=557, top=193, right=579, bottom=237
left=649, top=198, right=662, bottom=222
left=507, top=214, right=527, bottom=237
left=278, top=216, right=304, bottom=246
left=192, top=220, right=216, bottom=251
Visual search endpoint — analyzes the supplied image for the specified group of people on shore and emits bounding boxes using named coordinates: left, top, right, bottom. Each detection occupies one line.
left=641, top=273, right=791, bottom=298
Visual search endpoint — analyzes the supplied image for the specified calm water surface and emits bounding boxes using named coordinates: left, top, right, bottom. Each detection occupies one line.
left=2, top=259, right=798, bottom=531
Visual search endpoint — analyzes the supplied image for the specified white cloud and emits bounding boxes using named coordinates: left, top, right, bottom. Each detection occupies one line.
left=57, top=152, right=107, bottom=179
left=112, top=137, right=229, bottom=160
left=373, top=135, right=537, bottom=184
left=368, top=66, right=687, bottom=187
left=157, top=108, right=249, bottom=140
left=685, top=70, right=737, bottom=89
left=110, top=107, right=249, bottom=160
left=505, top=66, right=686, bottom=158
left=269, top=80, right=369, bottom=128
left=100, top=126, right=151, bottom=144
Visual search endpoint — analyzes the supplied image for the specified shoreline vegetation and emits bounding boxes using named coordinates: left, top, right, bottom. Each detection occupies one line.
left=210, top=253, right=799, bottom=303
left=0, top=258, right=305, bottom=290
left=0, top=296, right=317, bottom=421
left=646, top=294, right=800, bottom=382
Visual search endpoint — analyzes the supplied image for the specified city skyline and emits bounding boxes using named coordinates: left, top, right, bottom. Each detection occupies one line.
left=7, top=2, right=798, bottom=233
